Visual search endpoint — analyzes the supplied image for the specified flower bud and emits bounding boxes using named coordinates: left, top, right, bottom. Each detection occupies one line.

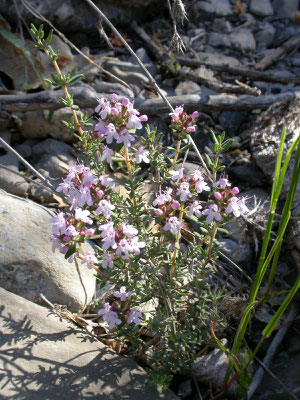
left=139, top=114, right=148, bottom=122
left=171, top=200, right=180, bottom=209
left=231, top=187, right=240, bottom=195
left=214, top=192, right=223, bottom=200
left=85, top=228, right=95, bottom=235
left=96, top=190, right=104, bottom=198
left=187, top=126, right=196, bottom=132
left=122, top=97, right=130, bottom=107
left=155, top=209, right=164, bottom=216
left=191, top=111, right=199, bottom=118
left=110, top=93, right=118, bottom=103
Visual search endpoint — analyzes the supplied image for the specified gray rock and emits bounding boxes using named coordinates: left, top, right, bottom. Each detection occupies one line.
left=255, top=23, right=276, bottom=50
left=196, top=52, right=240, bottom=67
left=129, top=47, right=157, bottom=77
left=174, top=80, right=201, bottom=96
left=93, top=80, right=134, bottom=98
left=212, top=18, right=232, bottom=33
left=229, top=164, right=266, bottom=187
left=255, top=351, right=300, bottom=399
left=218, top=110, right=248, bottom=131
left=250, top=0, right=274, bottom=16
left=0, top=190, right=96, bottom=312
left=34, top=154, right=75, bottom=180
left=229, top=29, right=256, bottom=52
left=192, top=339, right=236, bottom=395
left=208, top=32, right=231, bottom=48
left=31, top=138, right=74, bottom=161
left=196, top=0, right=234, bottom=16
left=0, top=129, right=11, bottom=148
left=22, top=109, right=80, bottom=142
left=0, top=152, right=29, bottom=196
left=218, top=238, right=252, bottom=267
left=0, top=287, right=173, bottom=400
left=14, top=143, right=32, bottom=158
left=272, top=0, right=299, bottom=18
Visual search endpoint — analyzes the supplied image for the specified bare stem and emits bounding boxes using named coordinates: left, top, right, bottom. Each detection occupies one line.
left=198, top=222, right=219, bottom=274
left=124, top=146, right=138, bottom=214
left=169, top=139, right=181, bottom=172
left=171, top=206, right=184, bottom=277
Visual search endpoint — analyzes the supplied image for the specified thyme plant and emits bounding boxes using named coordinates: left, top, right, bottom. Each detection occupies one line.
left=31, top=24, right=249, bottom=392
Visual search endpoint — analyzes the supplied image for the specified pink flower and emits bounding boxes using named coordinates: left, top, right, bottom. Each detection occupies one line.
left=114, top=286, right=132, bottom=302
left=170, top=167, right=184, bottom=181
left=187, top=201, right=202, bottom=217
left=75, top=208, right=93, bottom=224
left=50, top=212, right=67, bottom=234
left=176, top=182, right=192, bottom=201
left=98, top=303, right=121, bottom=329
left=195, top=178, right=210, bottom=194
left=139, top=114, right=148, bottom=122
left=171, top=200, right=180, bottom=209
left=99, top=222, right=117, bottom=250
left=130, top=236, right=146, bottom=255
left=163, top=216, right=183, bottom=235
left=187, top=126, right=196, bottom=132
left=191, top=111, right=199, bottom=118
left=202, top=204, right=222, bottom=224
left=169, top=105, right=184, bottom=121
left=193, top=169, right=204, bottom=181
left=110, top=93, right=118, bottom=103
left=136, top=146, right=150, bottom=164
left=128, top=309, right=142, bottom=324
left=95, top=200, right=115, bottom=219
left=81, top=250, right=97, bottom=269
left=101, top=146, right=114, bottom=163
left=122, top=223, right=138, bottom=238
left=116, top=129, right=135, bottom=147
left=116, top=238, right=132, bottom=259
left=102, top=252, right=114, bottom=269
left=214, top=178, right=230, bottom=189
left=100, top=175, right=115, bottom=188
left=155, top=209, right=164, bottom=216
left=225, top=197, right=248, bottom=217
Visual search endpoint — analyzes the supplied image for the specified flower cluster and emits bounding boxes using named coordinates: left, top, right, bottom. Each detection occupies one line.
left=98, top=287, right=142, bottom=329
left=94, top=94, right=148, bottom=147
left=169, top=106, right=199, bottom=138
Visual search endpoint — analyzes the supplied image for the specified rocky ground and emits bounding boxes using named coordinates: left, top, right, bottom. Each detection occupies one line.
left=0, top=0, right=299, bottom=399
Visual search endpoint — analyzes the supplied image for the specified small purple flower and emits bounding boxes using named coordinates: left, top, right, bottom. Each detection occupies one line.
left=163, top=216, right=183, bottom=235
left=75, top=208, right=93, bottom=224
left=202, top=204, right=222, bottom=224
left=116, top=238, right=132, bottom=259
left=176, top=182, right=192, bottom=202
left=214, top=178, right=230, bottom=189
left=102, top=252, right=114, bottom=269
left=114, top=286, right=132, bottom=302
left=136, top=146, right=150, bottom=164
left=130, top=236, right=146, bottom=255
left=225, top=197, right=248, bottom=217
left=128, top=309, right=142, bottom=325
left=95, top=200, right=115, bottom=219
left=81, top=250, right=97, bottom=269
left=122, top=223, right=138, bottom=238
left=101, top=146, right=114, bottom=163
left=98, top=302, right=121, bottom=329
left=170, top=167, right=184, bottom=181
left=195, top=178, right=210, bottom=194
left=187, top=201, right=202, bottom=217
left=50, top=212, right=67, bottom=234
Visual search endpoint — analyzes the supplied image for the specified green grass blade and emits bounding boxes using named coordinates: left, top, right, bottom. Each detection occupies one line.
left=271, top=127, right=286, bottom=205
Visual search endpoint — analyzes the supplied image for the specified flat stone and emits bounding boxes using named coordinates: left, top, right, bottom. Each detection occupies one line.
left=0, top=287, right=174, bottom=399
left=196, top=0, right=233, bottom=16
left=229, top=29, right=256, bottom=52
left=0, top=190, right=96, bottom=312
left=196, top=52, right=240, bottom=67
left=174, top=80, right=201, bottom=96
left=255, top=23, right=275, bottom=50
left=272, top=0, right=299, bottom=19
left=250, top=0, right=274, bottom=16
left=208, top=32, right=231, bottom=48
left=0, top=152, right=29, bottom=196
left=218, top=238, right=252, bottom=267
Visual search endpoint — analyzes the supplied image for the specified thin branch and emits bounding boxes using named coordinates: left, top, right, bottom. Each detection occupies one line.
left=19, top=0, right=131, bottom=89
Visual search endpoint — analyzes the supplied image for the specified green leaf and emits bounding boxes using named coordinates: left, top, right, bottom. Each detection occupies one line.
left=64, top=245, right=77, bottom=260
left=220, top=139, right=233, bottom=153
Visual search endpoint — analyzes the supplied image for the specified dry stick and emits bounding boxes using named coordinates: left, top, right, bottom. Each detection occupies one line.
left=83, top=0, right=210, bottom=178
left=181, top=69, right=261, bottom=96
left=247, top=305, right=298, bottom=400
left=177, top=57, right=300, bottom=84
left=2, top=90, right=300, bottom=114
left=19, top=0, right=130, bottom=89
left=256, top=33, right=300, bottom=70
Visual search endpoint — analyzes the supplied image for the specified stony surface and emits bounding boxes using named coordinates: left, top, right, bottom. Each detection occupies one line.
left=0, top=152, right=29, bottom=196
left=0, top=190, right=96, bottom=312
left=218, top=238, right=252, bottom=267
left=250, top=0, right=274, bottom=17
left=0, top=287, right=174, bottom=399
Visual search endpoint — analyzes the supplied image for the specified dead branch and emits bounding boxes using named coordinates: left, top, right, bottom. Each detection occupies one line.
left=181, top=68, right=261, bottom=96
left=256, top=33, right=300, bottom=70
left=177, top=57, right=300, bottom=84
left=1, top=88, right=299, bottom=114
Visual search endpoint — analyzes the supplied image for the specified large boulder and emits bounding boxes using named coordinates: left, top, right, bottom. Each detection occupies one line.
left=0, top=287, right=174, bottom=399
left=0, top=190, right=96, bottom=312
